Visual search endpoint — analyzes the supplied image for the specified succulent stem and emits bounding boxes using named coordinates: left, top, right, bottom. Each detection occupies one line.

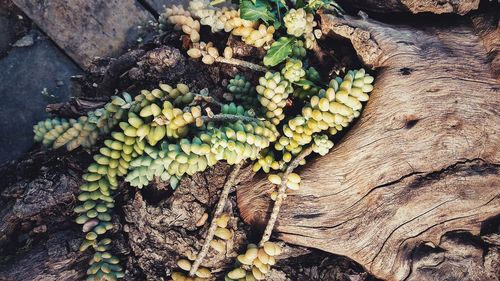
left=215, top=57, right=267, bottom=72
left=202, top=114, right=262, bottom=124
left=259, top=146, right=314, bottom=246
left=188, top=162, right=243, bottom=276
left=192, top=94, right=224, bottom=108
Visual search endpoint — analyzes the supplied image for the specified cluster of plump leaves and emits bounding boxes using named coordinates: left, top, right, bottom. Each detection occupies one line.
left=31, top=0, right=359, bottom=280
left=237, top=0, right=341, bottom=67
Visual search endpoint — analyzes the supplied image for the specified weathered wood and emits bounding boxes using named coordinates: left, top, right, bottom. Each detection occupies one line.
left=406, top=231, right=500, bottom=281
left=338, top=0, right=480, bottom=15
left=0, top=152, right=88, bottom=281
left=471, top=10, right=500, bottom=79
left=0, top=230, right=87, bottom=281
left=237, top=13, right=500, bottom=281
left=12, top=0, right=154, bottom=68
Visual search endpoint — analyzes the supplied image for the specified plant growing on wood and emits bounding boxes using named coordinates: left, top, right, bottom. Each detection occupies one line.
left=33, top=0, right=373, bottom=280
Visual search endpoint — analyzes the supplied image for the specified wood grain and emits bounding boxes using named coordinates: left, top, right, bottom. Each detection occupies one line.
left=237, top=14, right=500, bottom=281
left=338, top=0, right=480, bottom=15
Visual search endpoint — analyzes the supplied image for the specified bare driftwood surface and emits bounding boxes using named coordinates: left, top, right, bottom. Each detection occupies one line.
left=237, top=12, right=500, bottom=281
left=338, top=0, right=480, bottom=15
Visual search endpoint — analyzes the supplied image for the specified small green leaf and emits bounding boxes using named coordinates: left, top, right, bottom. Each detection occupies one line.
left=263, top=37, right=296, bottom=67
left=240, top=0, right=276, bottom=23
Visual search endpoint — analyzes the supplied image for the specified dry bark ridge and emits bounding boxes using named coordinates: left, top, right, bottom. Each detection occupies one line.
left=0, top=153, right=89, bottom=280
left=237, top=13, right=500, bottom=281
left=338, top=0, right=480, bottom=15
left=123, top=163, right=250, bottom=280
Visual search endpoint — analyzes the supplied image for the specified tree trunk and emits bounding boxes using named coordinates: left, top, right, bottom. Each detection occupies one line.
left=237, top=12, right=500, bottom=281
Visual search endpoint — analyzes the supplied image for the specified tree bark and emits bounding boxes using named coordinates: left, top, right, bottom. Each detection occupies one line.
left=237, top=13, right=500, bottom=281
left=338, top=0, right=480, bottom=15
left=0, top=152, right=89, bottom=281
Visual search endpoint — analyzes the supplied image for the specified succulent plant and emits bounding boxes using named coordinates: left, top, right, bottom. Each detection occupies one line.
left=227, top=74, right=259, bottom=109
left=33, top=82, right=281, bottom=280
left=225, top=242, right=282, bottom=280
left=291, top=40, right=307, bottom=59
left=34, top=1, right=366, bottom=280
left=232, top=24, right=275, bottom=48
left=34, top=93, right=132, bottom=151
left=284, top=8, right=308, bottom=37
left=281, top=59, right=306, bottom=83
left=256, top=71, right=294, bottom=125
left=276, top=69, right=374, bottom=156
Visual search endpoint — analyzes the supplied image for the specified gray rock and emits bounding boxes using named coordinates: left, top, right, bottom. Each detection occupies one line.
left=12, top=0, right=155, bottom=69
left=0, top=1, right=29, bottom=57
left=144, top=0, right=189, bottom=13
left=0, top=30, right=82, bottom=164
left=144, top=0, right=231, bottom=13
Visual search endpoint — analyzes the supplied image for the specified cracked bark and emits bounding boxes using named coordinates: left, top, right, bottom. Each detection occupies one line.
left=122, top=163, right=252, bottom=280
left=337, top=0, right=480, bottom=15
left=237, top=12, right=500, bottom=281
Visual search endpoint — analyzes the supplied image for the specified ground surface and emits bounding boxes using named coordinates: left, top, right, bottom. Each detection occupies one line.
left=0, top=2, right=82, bottom=164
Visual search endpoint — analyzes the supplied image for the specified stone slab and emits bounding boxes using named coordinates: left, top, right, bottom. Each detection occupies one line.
left=144, top=0, right=190, bottom=13
left=0, top=0, right=29, bottom=57
left=12, top=0, right=154, bottom=68
left=0, top=30, right=82, bottom=164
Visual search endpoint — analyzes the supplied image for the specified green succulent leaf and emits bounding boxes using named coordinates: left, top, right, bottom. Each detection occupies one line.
left=273, top=20, right=282, bottom=29
left=263, top=37, right=296, bottom=67
left=240, top=0, right=276, bottom=23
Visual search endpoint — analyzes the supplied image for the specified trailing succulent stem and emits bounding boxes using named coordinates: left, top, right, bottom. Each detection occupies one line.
left=33, top=0, right=371, bottom=280
left=188, top=163, right=243, bottom=277
left=35, top=82, right=279, bottom=281
left=260, top=146, right=314, bottom=245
